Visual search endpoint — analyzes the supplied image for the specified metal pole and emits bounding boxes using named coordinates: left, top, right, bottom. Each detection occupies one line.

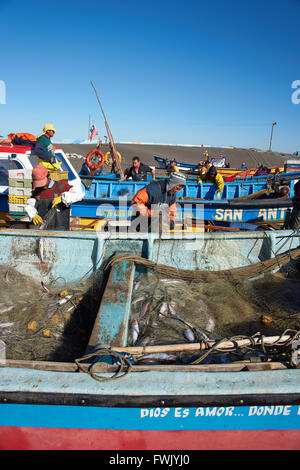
left=90, top=81, right=123, bottom=177
left=88, top=115, right=91, bottom=140
left=269, top=122, right=277, bottom=151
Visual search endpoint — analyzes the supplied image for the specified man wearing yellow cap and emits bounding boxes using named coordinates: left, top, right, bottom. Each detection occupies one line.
left=35, top=124, right=61, bottom=171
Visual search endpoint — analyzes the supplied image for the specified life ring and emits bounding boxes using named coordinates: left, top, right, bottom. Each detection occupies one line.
left=104, top=151, right=122, bottom=167
left=86, top=149, right=105, bottom=170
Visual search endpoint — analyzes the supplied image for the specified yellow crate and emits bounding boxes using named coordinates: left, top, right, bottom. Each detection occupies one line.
left=8, top=194, right=30, bottom=204
left=49, top=171, right=68, bottom=181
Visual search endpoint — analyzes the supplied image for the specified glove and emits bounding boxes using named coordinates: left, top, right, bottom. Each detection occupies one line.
left=152, top=174, right=156, bottom=180
left=51, top=161, right=62, bottom=170
left=33, top=214, right=43, bottom=225
left=52, top=196, right=62, bottom=208
left=216, top=193, right=221, bottom=200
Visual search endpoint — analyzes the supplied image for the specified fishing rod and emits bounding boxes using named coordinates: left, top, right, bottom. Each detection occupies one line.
left=90, top=80, right=124, bottom=177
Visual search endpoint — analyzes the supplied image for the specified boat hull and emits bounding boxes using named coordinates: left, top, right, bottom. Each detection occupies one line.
left=153, top=155, right=284, bottom=176
left=71, top=197, right=293, bottom=225
left=0, top=362, right=300, bottom=450
left=1, top=428, right=299, bottom=451
left=80, top=174, right=296, bottom=201
left=0, top=228, right=299, bottom=450
left=0, top=366, right=299, bottom=450
left=1, top=411, right=299, bottom=450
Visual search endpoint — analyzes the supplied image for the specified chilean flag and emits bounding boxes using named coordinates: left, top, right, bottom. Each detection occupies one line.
left=89, top=123, right=98, bottom=141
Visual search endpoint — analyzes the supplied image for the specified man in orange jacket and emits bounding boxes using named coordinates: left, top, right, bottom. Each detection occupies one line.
left=130, top=172, right=186, bottom=232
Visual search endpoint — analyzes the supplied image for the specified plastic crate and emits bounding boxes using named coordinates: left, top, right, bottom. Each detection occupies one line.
left=8, top=203, right=27, bottom=213
left=8, top=194, right=30, bottom=204
left=8, top=178, right=32, bottom=189
left=8, top=169, right=32, bottom=179
left=50, top=171, right=68, bottom=181
left=9, top=187, right=32, bottom=197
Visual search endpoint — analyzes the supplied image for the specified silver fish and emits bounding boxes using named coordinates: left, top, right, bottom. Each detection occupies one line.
left=58, top=295, right=73, bottom=305
left=183, top=325, right=195, bottom=342
left=158, top=302, right=169, bottom=319
left=160, top=279, right=182, bottom=285
left=0, top=304, right=14, bottom=314
left=0, top=322, right=14, bottom=329
left=194, top=327, right=210, bottom=342
left=130, top=318, right=139, bottom=345
left=131, top=296, right=145, bottom=306
left=136, top=353, right=177, bottom=364
left=41, top=281, right=50, bottom=293
left=139, top=298, right=152, bottom=320
left=38, top=238, right=45, bottom=264
left=167, top=303, right=183, bottom=320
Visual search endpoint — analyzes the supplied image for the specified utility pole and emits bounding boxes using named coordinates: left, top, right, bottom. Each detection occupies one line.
left=268, top=122, right=277, bottom=151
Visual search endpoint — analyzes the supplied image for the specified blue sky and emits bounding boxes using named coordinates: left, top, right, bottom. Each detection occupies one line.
left=0, top=0, right=299, bottom=152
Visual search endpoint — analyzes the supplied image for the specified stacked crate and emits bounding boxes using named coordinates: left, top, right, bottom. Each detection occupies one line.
left=8, top=169, right=32, bottom=214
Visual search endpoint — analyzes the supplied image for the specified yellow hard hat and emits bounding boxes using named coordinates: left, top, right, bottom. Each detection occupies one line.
left=43, top=123, right=56, bottom=133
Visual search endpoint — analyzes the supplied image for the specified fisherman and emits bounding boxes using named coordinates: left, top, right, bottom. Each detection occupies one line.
left=166, top=159, right=179, bottom=176
left=123, top=156, right=155, bottom=181
left=254, top=165, right=268, bottom=176
left=130, top=171, right=186, bottom=232
left=24, top=164, right=84, bottom=230
left=34, top=123, right=61, bottom=171
left=198, top=165, right=224, bottom=199
left=239, top=162, right=248, bottom=170
left=198, top=159, right=211, bottom=175
left=289, top=180, right=300, bottom=230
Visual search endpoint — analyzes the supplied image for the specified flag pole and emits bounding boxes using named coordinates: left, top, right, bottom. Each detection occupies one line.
left=88, top=115, right=91, bottom=140
left=90, top=80, right=124, bottom=177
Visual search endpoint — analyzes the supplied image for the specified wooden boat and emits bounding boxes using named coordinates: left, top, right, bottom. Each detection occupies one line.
left=71, top=195, right=294, bottom=228
left=0, top=144, right=298, bottom=230
left=154, top=154, right=228, bottom=170
left=0, top=228, right=299, bottom=450
left=153, top=155, right=285, bottom=177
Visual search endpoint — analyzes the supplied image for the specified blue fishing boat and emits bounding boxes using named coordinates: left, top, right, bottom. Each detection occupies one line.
left=75, top=168, right=298, bottom=226
left=0, top=228, right=299, bottom=450
left=71, top=196, right=294, bottom=227
left=80, top=173, right=296, bottom=201
left=1, top=144, right=298, bottom=228
left=154, top=154, right=228, bottom=170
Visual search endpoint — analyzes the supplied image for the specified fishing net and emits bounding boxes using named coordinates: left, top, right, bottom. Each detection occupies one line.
left=1, top=249, right=300, bottom=367
left=0, top=266, right=104, bottom=362
left=129, top=260, right=300, bottom=366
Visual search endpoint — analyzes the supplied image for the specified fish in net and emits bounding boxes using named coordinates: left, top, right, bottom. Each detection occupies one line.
left=0, top=266, right=104, bottom=362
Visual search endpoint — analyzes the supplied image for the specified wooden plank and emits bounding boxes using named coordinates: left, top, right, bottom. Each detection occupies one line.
left=0, top=359, right=287, bottom=373
left=86, top=261, right=135, bottom=351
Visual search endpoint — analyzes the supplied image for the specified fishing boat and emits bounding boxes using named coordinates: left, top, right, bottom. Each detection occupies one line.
left=153, top=155, right=285, bottom=177
left=0, top=227, right=299, bottom=450
left=1, top=143, right=299, bottom=233
left=154, top=154, right=228, bottom=171
left=71, top=194, right=294, bottom=229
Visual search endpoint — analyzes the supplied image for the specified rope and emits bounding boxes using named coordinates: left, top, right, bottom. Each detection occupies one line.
left=75, top=346, right=133, bottom=382
left=190, top=329, right=300, bottom=365
left=104, top=247, right=300, bottom=283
